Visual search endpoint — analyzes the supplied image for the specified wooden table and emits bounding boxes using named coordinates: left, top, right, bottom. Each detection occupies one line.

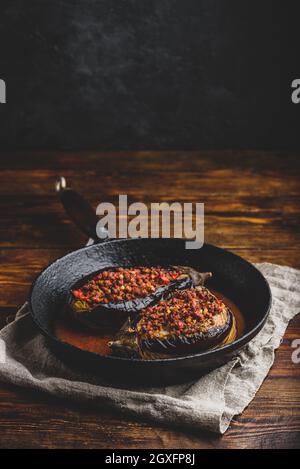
left=0, top=151, right=299, bottom=449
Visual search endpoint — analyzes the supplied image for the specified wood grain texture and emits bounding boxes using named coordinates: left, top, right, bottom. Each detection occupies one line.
left=0, top=150, right=299, bottom=449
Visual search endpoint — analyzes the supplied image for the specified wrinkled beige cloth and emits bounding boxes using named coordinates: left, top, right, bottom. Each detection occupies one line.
left=0, top=263, right=299, bottom=434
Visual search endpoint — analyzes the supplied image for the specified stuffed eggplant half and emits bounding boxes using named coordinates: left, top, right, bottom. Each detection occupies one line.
left=68, top=266, right=212, bottom=331
left=109, top=286, right=236, bottom=359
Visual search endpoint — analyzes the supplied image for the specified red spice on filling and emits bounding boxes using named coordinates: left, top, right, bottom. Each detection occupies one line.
left=71, top=267, right=183, bottom=306
left=137, top=288, right=227, bottom=339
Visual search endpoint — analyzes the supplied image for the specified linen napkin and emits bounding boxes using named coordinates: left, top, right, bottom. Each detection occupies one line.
left=0, top=262, right=299, bottom=434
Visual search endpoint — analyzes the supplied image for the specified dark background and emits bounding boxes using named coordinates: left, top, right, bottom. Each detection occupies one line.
left=0, top=0, right=298, bottom=151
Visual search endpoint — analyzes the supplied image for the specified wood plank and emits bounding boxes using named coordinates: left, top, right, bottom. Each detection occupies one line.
left=1, top=248, right=300, bottom=308
left=0, top=353, right=298, bottom=448
left=0, top=194, right=299, bottom=249
left=0, top=151, right=299, bottom=449
left=0, top=150, right=299, bottom=173
left=0, top=151, right=299, bottom=250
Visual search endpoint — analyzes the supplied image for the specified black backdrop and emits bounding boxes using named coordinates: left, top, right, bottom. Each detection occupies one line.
left=0, top=0, right=298, bottom=151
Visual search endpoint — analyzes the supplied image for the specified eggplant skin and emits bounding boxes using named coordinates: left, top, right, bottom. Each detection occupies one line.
left=109, top=309, right=236, bottom=359
left=108, top=318, right=140, bottom=358
left=139, top=309, right=233, bottom=356
left=172, top=266, right=212, bottom=287
left=68, top=273, right=192, bottom=332
left=108, top=285, right=237, bottom=359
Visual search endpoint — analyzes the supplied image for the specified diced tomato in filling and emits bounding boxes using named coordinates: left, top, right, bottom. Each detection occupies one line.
left=137, top=288, right=226, bottom=339
left=71, top=267, right=183, bottom=305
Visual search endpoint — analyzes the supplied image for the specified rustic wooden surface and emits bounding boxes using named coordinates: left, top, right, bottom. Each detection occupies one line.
left=0, top=150, right=299, bottom=449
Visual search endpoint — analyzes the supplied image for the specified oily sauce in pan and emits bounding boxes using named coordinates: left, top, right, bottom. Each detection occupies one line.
left=54, top=289, right=245, bottom=357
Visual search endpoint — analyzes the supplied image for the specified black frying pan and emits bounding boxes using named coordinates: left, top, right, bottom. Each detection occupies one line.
left=29, top=178, right=271, bottom=386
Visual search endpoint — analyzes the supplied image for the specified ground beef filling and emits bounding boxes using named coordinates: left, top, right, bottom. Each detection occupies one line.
left=136, top=287, right=228, bottom=339
left=71, top=267, right=183, bottom=306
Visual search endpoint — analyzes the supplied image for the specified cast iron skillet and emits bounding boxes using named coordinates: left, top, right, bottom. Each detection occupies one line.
left=29, top=178, right=272, bottom=386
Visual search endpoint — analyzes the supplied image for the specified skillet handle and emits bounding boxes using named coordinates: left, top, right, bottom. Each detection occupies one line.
left=55, top=177, right=108, bottom=242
